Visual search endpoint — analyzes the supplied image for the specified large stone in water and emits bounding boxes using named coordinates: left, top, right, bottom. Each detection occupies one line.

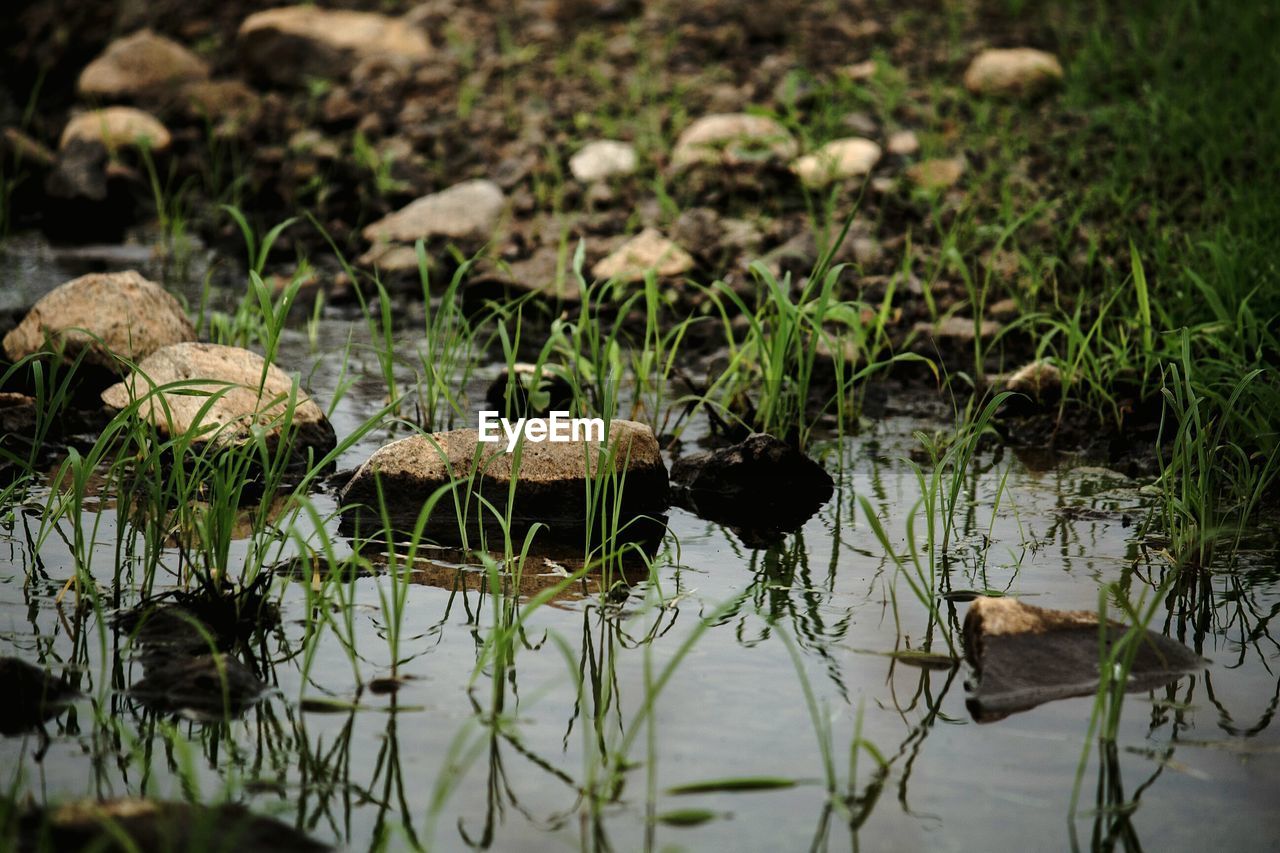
left=963, top=596, right=1203, bottom=722
left=128, top=653, right=268, bottom=717
left=77, top=30, right=210, bottom=100
left=0, top=656, right=78, bottom=735
left=22, top=798, right=328, bottom=852
left=2, top=271, right=196, bottom=374
left=340, top=419, right=669, bottom=535
left=671, top=433, right=833, bottom=544
left=101, top=342, right=336, bottom=454
left=964, top=48, right=1063, bottom=99
left=670, top=113, right=798, bottom=172
left=238, top=5, right=431, bottom=87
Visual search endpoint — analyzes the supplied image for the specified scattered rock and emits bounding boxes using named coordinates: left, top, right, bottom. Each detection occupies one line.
left=59, top=107, right=171, bottom=153
left=101, top=342, right=336, bottom=454
left=238, top=5, right=431, bottom=87
left=340, top=419, right=669, bottom=536
left=484, top=362, right=575, bottom=417
left=361, top=179, right=505, bottom=261
left=0, top=392, right=39, bottom=436
left=569, top=140, right=639, bottom=182
left=964, top=596, right=1202, bottom=722
left=906, top=157, right=966, bottom=190
left=671, top=434, right=834, bottom=544
left=986, top=296, right=1020, bottom=322
left=129, top=653, right=268, bottom=717
left=3, top=271, right=196, bottom=376
left=20, top=798, right=328, bottom=852
left=963, top=48, right=1064, bottom=99
left=467, top=248, right=579, bottom=304
left=177, top=79, right=262, bottom=136
left=0, top=657, right=78, bottom=735
left=77, top=30, right=210, bottom=100
left=670, top=113, right=798, bottom=172
left=841, top=60, right=878, bottom=81
left=790, top=137, right=881, bottom=188
left=912, top=315, right=1002, bottom=348
left=591, top=228, right=694, bottom=283
left=886, top=129, right=920, bottom=157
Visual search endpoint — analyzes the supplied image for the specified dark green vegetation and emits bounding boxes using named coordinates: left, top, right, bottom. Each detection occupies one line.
left=0, top=0, right=1277, bottom=851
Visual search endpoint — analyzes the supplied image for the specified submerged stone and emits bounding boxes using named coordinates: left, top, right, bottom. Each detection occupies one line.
left=129, top=653, right=268, bottom=717
left=963, top=596, right=1203, bottom=722
left=100, top=342, right=336, bottom=454
left=340, top=419, right=669, bottom=536
left=20, top=798, right=328, bottom=852
left=78, top=30, right=210, bottom=100
left=3, top=271, right=196, bottom=376
left=0, top=656, right=78, bottom=736
left=964, top=48, right=1064, bottom=99
left=671, top=434, right=833, bottom=544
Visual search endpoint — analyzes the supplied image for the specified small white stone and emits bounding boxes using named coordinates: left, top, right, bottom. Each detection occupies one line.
left=569, top=140, right=638, bottom=182
left=790, top=137, right=881, bottom=189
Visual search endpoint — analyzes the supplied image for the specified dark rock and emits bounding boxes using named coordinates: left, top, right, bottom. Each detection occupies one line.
left=17, top=798, right=328, bottom=852
left=0, top=657, right=78, bottom=736
left=129, top=653, right=267, bottom=717
left=963, top=596, right=1203, bottom=722
left=671, top=434, right=833, bottom=542
left=484, top=362, right=575, bottom=417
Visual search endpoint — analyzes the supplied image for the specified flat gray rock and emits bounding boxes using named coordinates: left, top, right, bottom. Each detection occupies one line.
left=964, top=596, right=1203, bottom=722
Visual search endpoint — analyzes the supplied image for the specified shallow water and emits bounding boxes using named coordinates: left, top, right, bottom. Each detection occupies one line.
left=2, top=255, right=1278, bottom=851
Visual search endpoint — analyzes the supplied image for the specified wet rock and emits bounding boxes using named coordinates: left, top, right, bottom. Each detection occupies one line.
left=238, top=5, right=431, bottom=87
left=906, top=157, right=966, bottom=190
left=671, top=207, right=723, bottom=260
left=670, top=113, right=798, bottom=172
left=0, top=392, right=38, bottom=436
left=671, top=434, right=833, bottom=543
left=570, top=140, right=639, bottom=182
left=591, top=228, right=694, bottom=283
left=340, top=419, right=669, bottom=535
left=484, top=362, right=575, bottom=417
left=790, top=137, right=881, bottom=189
left=129, top=653, right=267, bottom=717
left=964, top=596, right=1202, bottom=722
left=886, top=129, right=920, bottom=157
left=0, top=657, right=78, bottom=735
left=1005, top=359, right=1061, bottom=401
left=360, top=179, right=505, bottom=264
left=101, top=342, right=336, bottom=455
left=77, top=30, right=209, bottom=100
left=59, top=107, right=171, bottom=154
left=911, top=315, right=1002, bottom=352
left=20, top=798, right=328, bottom=852
left=3, top=271, right=196, bottom=377
left=964, top=48, right=1064, bottom=99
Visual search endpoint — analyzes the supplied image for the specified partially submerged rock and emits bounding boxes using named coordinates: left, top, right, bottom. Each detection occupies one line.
left=670, top=113, right=798, bottom=172
left=963, top=596, right=1202, bottom=722
left=129, top=653, right=268, bottom=717
left=1005, top=359, right=1062, bottom=401
left=101, top=342, right=336, bottom=455
left=59, top=107, right=171, bottom=154
left=591, top=228, right=694, bottom=283
left=361, top=179, right=504, bottom=266
left=790, top=137, right=881, bottom=188
left=340, top=419, right=669, bottom=537
left=77, top=30, right=210, bottom=100
left=570, top=140, right=639, bottom=182
left=0, top=656, right=78, bottom=735
left=963, top=48, right=1064, bottom=99
left=3, top=271, right=196, bottom=376
left=671, top=434, right=833, bottom=544
left=20, top=798, right=328, bottom=852
left=238, top=5, right=431, bottom=87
